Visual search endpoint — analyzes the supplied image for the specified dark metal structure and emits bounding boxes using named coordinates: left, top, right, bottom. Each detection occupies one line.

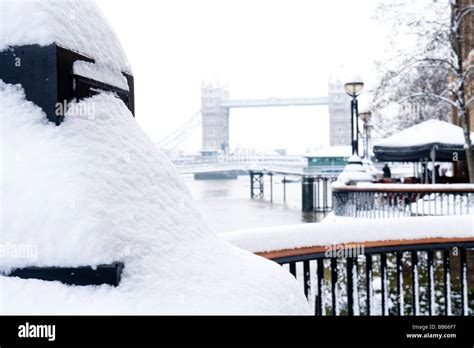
left=250, top=171, right=264, bottom=199
left=0, top=44, right=135, bottom=125
left=6, top=262, right=124, bottom=287
left=332, top=185, right=474, bottom=218
left=264, top=240, right=473, bottom=316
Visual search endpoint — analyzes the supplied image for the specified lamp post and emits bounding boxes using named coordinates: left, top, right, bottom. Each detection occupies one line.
left=344, top=76, right=364, bottom=157
left=359, top=111, right=372, bottom=161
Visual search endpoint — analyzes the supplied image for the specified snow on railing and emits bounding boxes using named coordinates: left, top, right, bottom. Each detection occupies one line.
left=332, top=183, right=474, bottom=218
left=221, top=216, right=474, bottom=316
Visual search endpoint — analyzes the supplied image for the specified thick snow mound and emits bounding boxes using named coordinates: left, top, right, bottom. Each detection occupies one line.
left=375, top=120, right=473, bottom=147
left=0, top=82, right=310, bottom=314
left=0, top=0, right=131, bottom=73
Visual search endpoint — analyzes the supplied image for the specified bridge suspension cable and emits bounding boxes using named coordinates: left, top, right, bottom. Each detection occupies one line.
left=157, top=110, right=202, bottom=149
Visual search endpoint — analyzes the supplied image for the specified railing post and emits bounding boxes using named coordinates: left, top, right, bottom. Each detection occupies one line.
left=269, top=172, right=273, bottom=203
left=460, top=248, right=468, bottom=316
left=427, top=250, right=435, bottom=315
left=396, top=252, right=404, bottom=316
left=366, top=254, right=373, bottom=316
left=443, top=249, right=452, bottom=316
left=346, top=257, right=359, bottom=316
left=331, top=258, right=339, bottom=315
left=303, top=260, right=310, bottom=300
left=381, top=253, right=388, bottom=316
left=316, top=259, right=324, bottom=316
left=411, top=251, right=419, bottom=316
left=289, top=262, right=296, bottom=279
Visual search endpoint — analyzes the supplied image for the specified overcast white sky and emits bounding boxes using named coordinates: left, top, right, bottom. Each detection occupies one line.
left=96, top=0, right=387, bottom=154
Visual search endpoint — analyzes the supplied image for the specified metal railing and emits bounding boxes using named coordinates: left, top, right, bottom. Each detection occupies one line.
left=258, top=237, right=474, bottom=316
left=333, top=184, right=474, bottom=218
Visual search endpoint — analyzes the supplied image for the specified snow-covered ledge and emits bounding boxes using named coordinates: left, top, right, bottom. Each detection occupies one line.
left=220, top=215, right=474, bottom=255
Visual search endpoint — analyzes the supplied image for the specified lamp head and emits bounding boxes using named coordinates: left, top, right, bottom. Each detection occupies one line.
left=344, top=75, right=364, bottom=97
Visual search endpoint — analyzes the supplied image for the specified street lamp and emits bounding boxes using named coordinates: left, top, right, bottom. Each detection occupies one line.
left=344, top=76, right=364, bottom=156
left=359, top=111, right=372, bottom=160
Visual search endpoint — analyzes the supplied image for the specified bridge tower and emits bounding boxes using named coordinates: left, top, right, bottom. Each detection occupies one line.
left=328, top=77, right=352, bottom=146
left=201, top=83, right=230, bottom=155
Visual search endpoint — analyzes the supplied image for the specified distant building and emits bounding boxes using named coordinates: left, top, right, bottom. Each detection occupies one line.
left=201, top=83, right=229, bottom=154
left=328, top=77, right=351, bottom=146
left=305, top=146, right=351, bottom=174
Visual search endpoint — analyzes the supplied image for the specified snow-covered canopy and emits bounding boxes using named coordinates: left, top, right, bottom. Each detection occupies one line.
left=0, top=0, right=131, bottom=76
left=0, top=84, right=310, bottom=312
left=374, top=120, right=473, bottom=162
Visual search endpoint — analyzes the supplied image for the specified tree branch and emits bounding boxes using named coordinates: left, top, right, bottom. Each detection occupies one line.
left=400, top=92, right=458, bottom=109
left=467, top=97, right=474, bottom=108
left=415, top=57, right=457, bottom=72
left=454, top=5, right=474, bottom=32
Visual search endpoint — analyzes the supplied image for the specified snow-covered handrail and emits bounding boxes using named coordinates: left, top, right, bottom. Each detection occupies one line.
left=332, top=183, right=474, bottom=218
left=332, top=183, right=474, bottom=193
left=221, top=216, right=474, bottom=316
left=221, top=215, right=473, bottom=255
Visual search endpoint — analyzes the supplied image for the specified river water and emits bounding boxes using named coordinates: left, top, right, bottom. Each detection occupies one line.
left=182, top=174, right=327, bottom=234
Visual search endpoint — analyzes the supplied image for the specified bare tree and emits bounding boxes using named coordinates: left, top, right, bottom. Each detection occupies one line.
left=371, top=0, right=474, bottom=182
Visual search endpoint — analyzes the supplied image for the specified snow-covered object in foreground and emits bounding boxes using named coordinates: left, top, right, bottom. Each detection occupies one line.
left=0, top=0, right=130, bottom=73
left=0, top=82, right=310, bottom=315
left=221, top=215, right=474, bottom=254
left=336, top=155, right=374, bottom=185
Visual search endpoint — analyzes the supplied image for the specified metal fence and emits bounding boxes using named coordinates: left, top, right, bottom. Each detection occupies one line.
left=333, top=185, right=474, bottom=218
left=260, top=238, right=474, bottom=316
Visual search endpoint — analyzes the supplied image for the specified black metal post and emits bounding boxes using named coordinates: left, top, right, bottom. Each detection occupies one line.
left=443, top=249, right=451, bottom=315
left=302, top=176, right=314, bottom=212
left=316, top=259, right=324, bottom=316
left=366, top=254, right=373, bottom=316
left=427, top=250, right=435, bottom=315
left=350, top=96, right=359, bottom=156
left=411, top=251, right=419, bottom=315
left=269, top=173, right=273, bottom=203
left=331, top=258, right=338, bottom=315
left=303, top=260, right=310, bottom=300
left=396, top=252, right=404, bottom=316
left=460, top=248, right=468, bottom=316
left=381, top=253, right=388, bottom=316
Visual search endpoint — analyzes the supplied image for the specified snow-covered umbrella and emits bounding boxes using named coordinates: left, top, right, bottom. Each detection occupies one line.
left=373, top=120, right=474, bottom=162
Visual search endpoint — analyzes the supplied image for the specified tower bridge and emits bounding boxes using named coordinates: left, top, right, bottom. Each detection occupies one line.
left=201, top=80, right=351, bottom=154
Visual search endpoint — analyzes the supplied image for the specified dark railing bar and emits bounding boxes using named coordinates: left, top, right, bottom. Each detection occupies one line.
left=303, top=260, right=310, bottom=300
left=460, top=247, right=468, bottom=316
left=412, top=251, right=419, bottom=316
left=396, top=252, right=404, bottom=316
left=381, top=253, right=388, bottom=316
left=289, top=261, right=296, bottom=278
left=427, top=250, right=435, bottom=316
left=347, top=257, right=354, bottom=316
left=443, top=249, right=452, bottom=316
left=366, top=254, right=373, bottom=316
left=316, top=258, right=324, bottom=316
left=347, top=257, right=359, bottom=316
left=331, top=258, right=338, bottom=316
